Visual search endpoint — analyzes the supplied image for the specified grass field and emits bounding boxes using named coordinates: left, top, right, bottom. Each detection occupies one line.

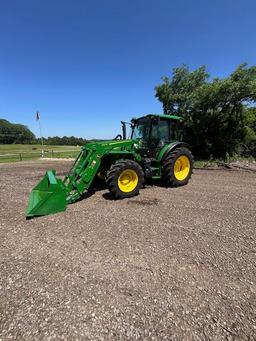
left=1, top=144, right=254, bottom=168
left=0, top=144, right=81, bottom=162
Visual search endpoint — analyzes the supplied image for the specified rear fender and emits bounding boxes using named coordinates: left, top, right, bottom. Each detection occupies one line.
left=157, top=142, right=190, bottom=163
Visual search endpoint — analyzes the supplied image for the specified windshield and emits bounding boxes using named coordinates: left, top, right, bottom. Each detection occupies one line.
left=131, top=117, right=183, bottom=148
left=131, top=118, right=151, bottom=140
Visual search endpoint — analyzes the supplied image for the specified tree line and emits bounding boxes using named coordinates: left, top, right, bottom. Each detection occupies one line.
left=0, top=119, right=35, bottom=144
left=41, top=136, right=88, bottom=146
left=0, top=119, right=88, bottom=145
left=155, top=63, right=256, bottom=159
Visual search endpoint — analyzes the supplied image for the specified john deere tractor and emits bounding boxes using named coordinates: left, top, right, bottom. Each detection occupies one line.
left=26, top=114, right=193, bottom=217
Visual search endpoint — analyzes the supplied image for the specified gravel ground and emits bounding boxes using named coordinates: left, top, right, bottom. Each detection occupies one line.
left=0, top=160, right=255, bottom=340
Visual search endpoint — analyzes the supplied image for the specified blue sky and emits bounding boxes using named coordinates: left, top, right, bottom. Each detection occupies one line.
left=0, top=0, right=255, bottom=139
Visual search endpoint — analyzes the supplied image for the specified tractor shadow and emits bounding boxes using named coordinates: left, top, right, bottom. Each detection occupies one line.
left=101, top=193, right=159, bottom=207
left=70, top=179, right=107, bottom=203
left=102, top=179, right=160, bottom=203
left=72, top=178, right=163, bottom=203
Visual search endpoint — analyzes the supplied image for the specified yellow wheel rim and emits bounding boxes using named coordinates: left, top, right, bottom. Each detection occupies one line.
left=118, top=169, right=138, bottom=193
left=174, top=155, right=190, bottom=181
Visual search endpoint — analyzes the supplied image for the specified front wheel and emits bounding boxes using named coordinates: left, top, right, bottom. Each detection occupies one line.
left=106, top=160, right=144, bottom=198
left=162, top=147, right=194, bottom=187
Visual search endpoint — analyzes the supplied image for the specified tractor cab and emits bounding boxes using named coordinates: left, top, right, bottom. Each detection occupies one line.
left=130, top=114, right=183, bottom=157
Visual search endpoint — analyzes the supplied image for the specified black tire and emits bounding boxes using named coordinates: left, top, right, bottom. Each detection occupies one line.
left=162, top=147, right=194, bottom=187
left=106, top=160, right=144, bottom=198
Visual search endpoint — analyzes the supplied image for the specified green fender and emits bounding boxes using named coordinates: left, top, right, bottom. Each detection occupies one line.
left=156, top=141, right=190, bottom=163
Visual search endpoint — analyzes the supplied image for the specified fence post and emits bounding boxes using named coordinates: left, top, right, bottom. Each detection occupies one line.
left=19, top=153, right=22, bottom=161
left=52, top=150, right=53, bottom=158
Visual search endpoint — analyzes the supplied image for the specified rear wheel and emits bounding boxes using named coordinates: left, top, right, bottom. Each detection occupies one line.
left=106, top=160, right=144, bottom=198
left=162, top=147, right=193, bottom=187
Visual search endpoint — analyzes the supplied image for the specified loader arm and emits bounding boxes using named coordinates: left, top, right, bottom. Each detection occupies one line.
left=64, top=140, right=139, bottom=203
left=26, top=140, right=136, bottom=217
left=64, top=145, right=103, bottom=203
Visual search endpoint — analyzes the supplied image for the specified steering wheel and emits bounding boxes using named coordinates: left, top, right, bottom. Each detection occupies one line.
left=114, top=134, right=122, bottom=140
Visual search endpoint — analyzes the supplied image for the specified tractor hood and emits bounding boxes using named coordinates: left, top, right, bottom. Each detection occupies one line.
left=81, top=139, right=137, bottom=151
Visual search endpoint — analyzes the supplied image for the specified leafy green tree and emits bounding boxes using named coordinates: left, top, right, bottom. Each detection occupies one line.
left=155, top=64, right=256, bottom=159
left=45, top=135, right=88, bottom=146
left=0, top=119, right=35, bottom=143
left=243, top=107, right=256, bottom=157
left=0, top=119, right=91, bottom=146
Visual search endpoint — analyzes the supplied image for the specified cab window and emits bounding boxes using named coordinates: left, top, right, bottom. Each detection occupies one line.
left=132, top=118, right=151, bottom=141
left=151, top=120, right=170, bottom=145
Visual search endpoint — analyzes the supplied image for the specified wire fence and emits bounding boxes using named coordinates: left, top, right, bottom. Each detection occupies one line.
left=0, top=149, right=79, bottom=162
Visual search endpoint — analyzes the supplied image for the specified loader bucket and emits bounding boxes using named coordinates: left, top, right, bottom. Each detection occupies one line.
left=26, top=170, right=67, bottom=218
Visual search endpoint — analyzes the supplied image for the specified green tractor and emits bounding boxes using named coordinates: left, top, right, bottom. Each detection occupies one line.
left=26, top=114, right=193, bottom=218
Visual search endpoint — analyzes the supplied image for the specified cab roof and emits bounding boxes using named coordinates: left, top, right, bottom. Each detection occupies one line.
left=133, top=113, right=182, bottom=122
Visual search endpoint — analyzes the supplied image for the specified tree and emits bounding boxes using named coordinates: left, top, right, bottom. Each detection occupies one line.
left=155, top=64, right=256, bottom=159
left=0, top=119, right=35, bottom=144
left=0, top=119, right=89, bottom=146
left=243, top=107, right=256, bottom=157
left=45, top=135, right=88, bottom=146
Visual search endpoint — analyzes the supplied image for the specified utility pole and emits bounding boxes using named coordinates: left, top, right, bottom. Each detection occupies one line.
left=36, top=111, right=44, bottom=157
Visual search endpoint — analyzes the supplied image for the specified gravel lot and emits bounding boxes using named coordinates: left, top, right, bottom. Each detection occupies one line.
left=0, top=160, right=255, bottom=340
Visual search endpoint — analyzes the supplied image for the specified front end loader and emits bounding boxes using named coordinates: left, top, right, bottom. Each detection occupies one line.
left=26, top=114, right=193, bottom=218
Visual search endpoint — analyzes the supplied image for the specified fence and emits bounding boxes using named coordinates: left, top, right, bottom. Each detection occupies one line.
left=0, top=149, right=79, bottom=163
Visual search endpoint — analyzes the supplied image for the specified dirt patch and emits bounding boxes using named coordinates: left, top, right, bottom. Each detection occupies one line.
left=0, top=160, right=256, bottom=340
left=127, top=198, right=159, bottom=206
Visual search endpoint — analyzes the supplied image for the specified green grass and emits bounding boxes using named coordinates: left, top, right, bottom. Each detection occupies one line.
left=0, top=144, right=81, bottom=163
left=0, top=144, right=80, bottom=154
